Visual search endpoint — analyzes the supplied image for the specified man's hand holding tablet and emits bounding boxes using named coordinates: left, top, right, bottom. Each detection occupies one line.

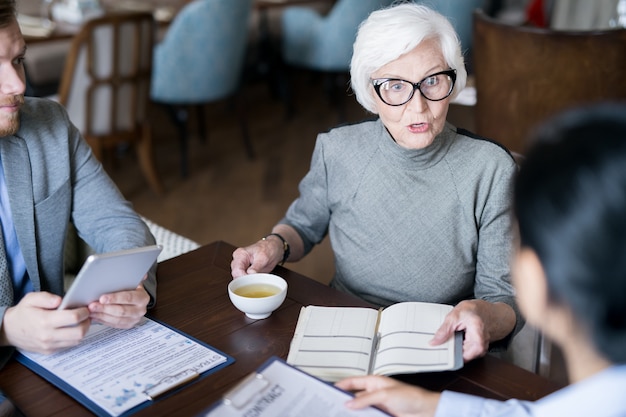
left=1, top=246, right=161, bottom=355
left=59, top=245, right=162, bottom=310
left=61, top=245, right=161, bottom=329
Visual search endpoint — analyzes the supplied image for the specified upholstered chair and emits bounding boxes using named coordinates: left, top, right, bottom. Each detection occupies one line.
left=281, top=0, right=394, bottom=72
left=424, top=0, right=485, bottom=60
left=279, top=0, right=393, bottom=119
left=150, top=0, right=254, bottom=178
left=472, top=9, right=626, bottom=154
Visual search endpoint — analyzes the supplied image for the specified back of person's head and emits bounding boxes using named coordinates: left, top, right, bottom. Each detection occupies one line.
left=0, top=0, right=15, bottom=28
left=514, top=103, right=626, bottom=364
left=350, top=1, right=466, bottom=114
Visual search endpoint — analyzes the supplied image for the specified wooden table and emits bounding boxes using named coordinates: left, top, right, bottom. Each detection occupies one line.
left=0, top=241, right=564, bottom=416
left=20, top=0, right=188, bottom=44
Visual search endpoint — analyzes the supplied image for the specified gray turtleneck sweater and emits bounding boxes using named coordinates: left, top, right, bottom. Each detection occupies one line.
left=280, top=118, right=520, bottom=332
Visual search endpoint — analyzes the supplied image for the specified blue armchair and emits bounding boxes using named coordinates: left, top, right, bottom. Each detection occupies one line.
left=421, top=0, right=485, bottom=58
left=279, top=0, right=393, bottom=120
left=150, top=0, right=254, bottom=178
left=281, top=0, right=393, bottom=71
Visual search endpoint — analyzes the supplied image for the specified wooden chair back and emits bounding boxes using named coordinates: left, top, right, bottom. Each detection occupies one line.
left=472, top=10, right=626, bottom=154
left=58, top=11, right=163, bottom=194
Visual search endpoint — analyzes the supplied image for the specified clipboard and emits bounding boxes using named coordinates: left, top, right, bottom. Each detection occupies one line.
left=15, top=317, right=234, bottom=417
left=200, top=356, right=392, bottom=417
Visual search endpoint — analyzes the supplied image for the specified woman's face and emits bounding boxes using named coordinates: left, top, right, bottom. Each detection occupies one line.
left=370, top=39, right=451, bottom=150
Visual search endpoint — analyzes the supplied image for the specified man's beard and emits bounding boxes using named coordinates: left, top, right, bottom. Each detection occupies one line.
left=0, top=95, right=24, bottom=137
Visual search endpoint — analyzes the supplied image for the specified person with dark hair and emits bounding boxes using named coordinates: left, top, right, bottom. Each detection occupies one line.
left=335, top=103, right=626, bottom=416
left=0, top=0, right=157, bottom=367
left=232, top=2, right=521, bottom=362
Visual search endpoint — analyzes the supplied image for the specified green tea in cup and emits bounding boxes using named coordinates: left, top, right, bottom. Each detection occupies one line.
left=228, top=273, right=288, bottom=319
left=233, top=283, right=280, bottom=298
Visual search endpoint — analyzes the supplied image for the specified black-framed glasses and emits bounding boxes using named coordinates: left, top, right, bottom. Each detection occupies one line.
left=371, top=69, right=457, bottom=106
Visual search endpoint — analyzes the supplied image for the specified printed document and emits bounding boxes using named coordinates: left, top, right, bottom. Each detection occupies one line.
left=17, top=317, right=232, bottom=416
left=203, top=357, right=391, bottom=417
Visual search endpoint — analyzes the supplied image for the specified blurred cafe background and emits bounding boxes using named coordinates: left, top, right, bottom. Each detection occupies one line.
left=15, top=0, right=626, bottom=388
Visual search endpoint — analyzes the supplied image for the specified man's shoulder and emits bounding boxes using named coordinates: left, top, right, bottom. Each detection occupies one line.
left=18, top=97, right=70, bottom=138
left=22, top=96, right=66, bottom=118
left=15, top=98, right=73, bottom=155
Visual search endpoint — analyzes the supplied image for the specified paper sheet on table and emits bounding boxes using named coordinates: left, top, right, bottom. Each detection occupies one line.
left=202, top=357, right=391, bottom=417
left=17, top=317, right=233, bottom=417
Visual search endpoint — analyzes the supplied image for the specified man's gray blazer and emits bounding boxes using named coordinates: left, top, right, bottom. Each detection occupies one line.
left=0, top=97, right=157, bottom=365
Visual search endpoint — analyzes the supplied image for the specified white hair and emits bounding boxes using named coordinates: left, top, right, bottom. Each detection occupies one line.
left=350, top=2, right=467, bottom=114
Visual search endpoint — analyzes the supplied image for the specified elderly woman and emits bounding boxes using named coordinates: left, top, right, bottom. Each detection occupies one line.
left=231, top=3, right=520, bottom=360
left=336, top=104, right=626, bottom=417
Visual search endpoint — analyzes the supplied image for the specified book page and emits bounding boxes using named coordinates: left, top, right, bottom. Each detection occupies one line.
left=372, top=302, right=455, bottom=376
left=287, top=306, right=379, bottom=382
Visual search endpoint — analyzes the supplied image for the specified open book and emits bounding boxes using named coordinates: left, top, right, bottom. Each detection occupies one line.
left=287, top=302, right=463, bottom=382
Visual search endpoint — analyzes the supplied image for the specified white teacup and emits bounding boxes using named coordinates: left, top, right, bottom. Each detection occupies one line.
left=228, top=273, right=288, bottom=319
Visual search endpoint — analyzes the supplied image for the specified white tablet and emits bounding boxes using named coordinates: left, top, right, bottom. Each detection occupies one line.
left=58, top=245, right=162, bottom=310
